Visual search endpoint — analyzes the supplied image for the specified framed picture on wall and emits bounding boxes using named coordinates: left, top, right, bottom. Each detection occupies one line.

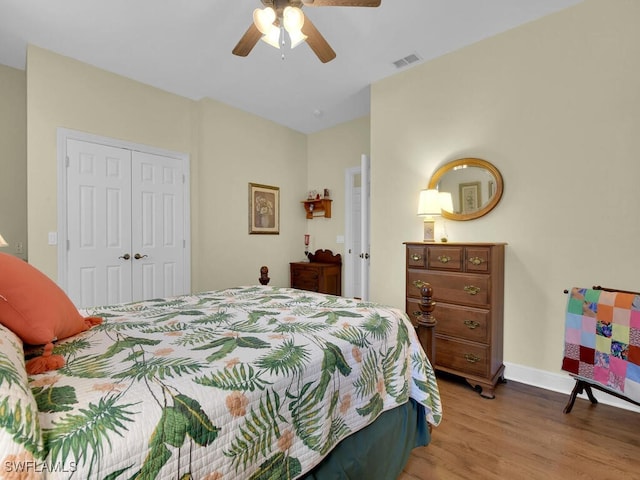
left=459, top=181, right=481, bottom=214
left=249, top=183, right=280, bottom=234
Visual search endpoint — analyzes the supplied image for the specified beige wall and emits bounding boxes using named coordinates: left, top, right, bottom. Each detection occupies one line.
left=195, top=98, right=307, bottom=290
left=370, top=0, right=640, bottom=373
left=305, top=116, right=370, bottom=258
left=26, top=46, right=196, bottom=279
left=25, top=46, right=308, bottom=290
left=0, top=64, right=27, bottom=260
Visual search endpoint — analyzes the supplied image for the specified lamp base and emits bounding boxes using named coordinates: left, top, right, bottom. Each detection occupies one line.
left=423, top=220, right=435, bottom=242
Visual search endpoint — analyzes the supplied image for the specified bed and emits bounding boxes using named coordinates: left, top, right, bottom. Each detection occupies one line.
left=0, top=266, right=442, bottom=479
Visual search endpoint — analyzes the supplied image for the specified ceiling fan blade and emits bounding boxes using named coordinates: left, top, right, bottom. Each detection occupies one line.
left=303, top=0, right=381, bottom=7
left=232, top=23, right=262, bottom=57
left=301, top=14, right=336, bottom=63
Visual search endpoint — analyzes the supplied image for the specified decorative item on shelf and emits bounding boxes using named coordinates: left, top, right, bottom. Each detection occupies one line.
left=323, top=188, right=330, bottom=198
left=301, top=197, right=332, bottom=219
left=0, top=233, right=7, bottom=248
left=417, top=189, right=453, bottom=242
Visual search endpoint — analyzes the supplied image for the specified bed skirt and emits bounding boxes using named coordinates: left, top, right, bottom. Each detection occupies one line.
left=303, top=398, right=429, bottom=479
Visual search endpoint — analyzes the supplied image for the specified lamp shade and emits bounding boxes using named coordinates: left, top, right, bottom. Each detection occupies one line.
left=439, top=191, right=454, bottom=213
left=417, top=189, right=442, bottom=217
left=0, top=233, right=7, bottom=248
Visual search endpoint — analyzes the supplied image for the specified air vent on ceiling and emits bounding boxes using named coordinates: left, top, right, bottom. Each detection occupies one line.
left=392, top=53, right=422, bottom=69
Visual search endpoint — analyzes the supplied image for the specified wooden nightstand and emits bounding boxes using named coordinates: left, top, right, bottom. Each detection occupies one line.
left=290, top=249, right=342, bottom=296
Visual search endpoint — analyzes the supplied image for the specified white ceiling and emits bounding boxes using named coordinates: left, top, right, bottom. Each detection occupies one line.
left=0, top=0, right=583, bottom=134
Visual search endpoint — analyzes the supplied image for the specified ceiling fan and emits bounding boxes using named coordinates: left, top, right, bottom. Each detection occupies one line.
left=232, top=0, right=381, bottom=63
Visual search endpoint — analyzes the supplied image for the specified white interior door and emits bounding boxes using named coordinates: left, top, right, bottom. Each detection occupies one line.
left=360, top=154, right=371, bottom=301
left=64, top=137, right=188, bottom=308
left=344, top=154, right=371, bottom=300
left=131, top=151, right=185, bottom=301
left=344, top=167, right=361, bottom=299
left=66, top=139, right=133, bottom=307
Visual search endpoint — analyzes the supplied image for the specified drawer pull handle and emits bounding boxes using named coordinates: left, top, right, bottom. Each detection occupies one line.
left=411, top=253, right=422, bottom=261
left=464, top=320, right=480, bottom=329
left=413, top=280, right=428, bottom=288
left=469, top=256, right=485, bottom=266
left=464, top=353, right=481, bottom=363
left=464, top=285, right=480, bottom=295
left=437, top=255, right=451, bottom=264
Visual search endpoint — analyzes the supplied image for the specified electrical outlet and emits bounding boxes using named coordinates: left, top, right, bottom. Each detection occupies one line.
left=15, top=242, right=24, bottom=254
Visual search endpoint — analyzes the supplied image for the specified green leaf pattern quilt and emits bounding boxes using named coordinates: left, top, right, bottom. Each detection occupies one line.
left=1, top=286, right=442, bottom=479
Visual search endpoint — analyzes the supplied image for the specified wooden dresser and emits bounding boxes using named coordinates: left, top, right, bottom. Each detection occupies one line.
left=290, top=249, right=342, bottom=296
left=405, top=242, right=506, bottom=398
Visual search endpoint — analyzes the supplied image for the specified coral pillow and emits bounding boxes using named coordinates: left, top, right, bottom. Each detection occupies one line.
left=0, top=252, right=101, bottom=373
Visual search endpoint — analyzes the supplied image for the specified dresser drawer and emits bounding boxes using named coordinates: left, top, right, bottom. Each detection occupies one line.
left=406, top=297, right=437, bottom=328
left=435, top=337, right=489, bottom=377
left=465, top=247, right=491, bottom=273
left=407, top=270, right=490, bottom=307
left=291, top=267, right=319, bottom=291
left=407, top=245, right=426, bottom=268
left=427, top=246, right=463, bottom=271
left=434, top=302, right=489, bottom=343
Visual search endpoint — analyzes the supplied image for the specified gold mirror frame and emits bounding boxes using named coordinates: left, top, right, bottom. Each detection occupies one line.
left=428, top=158, right=503, bottom=221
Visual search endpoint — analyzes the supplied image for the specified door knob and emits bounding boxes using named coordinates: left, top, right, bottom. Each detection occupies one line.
left=134, top=253, right=148, bottom=260
left=118, top=253, right=131, bottom=260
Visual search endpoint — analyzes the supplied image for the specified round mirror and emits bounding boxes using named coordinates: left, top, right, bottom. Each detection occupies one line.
left=428, top=158, right=503, bottom=221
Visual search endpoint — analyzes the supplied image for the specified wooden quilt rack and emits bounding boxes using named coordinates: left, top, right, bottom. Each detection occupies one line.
left=562, top=285, right=640, bottom=414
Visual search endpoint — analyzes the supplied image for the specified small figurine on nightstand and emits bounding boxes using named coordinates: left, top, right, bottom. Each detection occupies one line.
left=304, top=234, right=311, bottom=261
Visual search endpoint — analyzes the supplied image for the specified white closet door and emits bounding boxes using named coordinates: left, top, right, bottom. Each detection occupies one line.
left=66, top=139, right=133, bottom=307
left=131, top=151, right=185, bottom=302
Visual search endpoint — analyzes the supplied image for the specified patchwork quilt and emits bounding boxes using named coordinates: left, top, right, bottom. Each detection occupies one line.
left=0, top=286, right=442, bottom=479
left=562, top=287, right=640, bottom=402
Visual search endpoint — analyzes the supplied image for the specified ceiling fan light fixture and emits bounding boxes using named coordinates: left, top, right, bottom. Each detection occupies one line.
left=261, top=25, right=282, bottom=49
left=253, top=7, right=276, bottom=35
left=283, top=6, right=305, bottom=32
left=288, top=29, right=308, bottom=49
left=283, top=6, right=307, bottom=49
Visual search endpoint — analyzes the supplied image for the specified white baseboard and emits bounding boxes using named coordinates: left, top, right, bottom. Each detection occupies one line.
left=503, top=362, right=640, bottom=413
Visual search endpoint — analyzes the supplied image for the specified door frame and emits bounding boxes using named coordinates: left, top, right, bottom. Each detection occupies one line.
left=56, top=128, right=191, bottom=295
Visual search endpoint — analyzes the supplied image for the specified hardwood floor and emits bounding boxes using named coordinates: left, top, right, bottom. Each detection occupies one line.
left=399, top=373, right=640, bottom=480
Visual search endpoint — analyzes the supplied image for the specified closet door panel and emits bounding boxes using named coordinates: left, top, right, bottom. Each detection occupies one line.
left=66, top=139, right=133, bottom=307
left=131, top=151, right=185, bottom=302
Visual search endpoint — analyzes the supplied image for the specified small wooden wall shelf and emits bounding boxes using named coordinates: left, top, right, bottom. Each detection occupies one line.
left=302, top=198, right=332, bottom=219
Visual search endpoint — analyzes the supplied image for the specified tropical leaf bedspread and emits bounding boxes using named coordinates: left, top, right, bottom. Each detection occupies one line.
left=1, top=286, right=442, bottom=479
